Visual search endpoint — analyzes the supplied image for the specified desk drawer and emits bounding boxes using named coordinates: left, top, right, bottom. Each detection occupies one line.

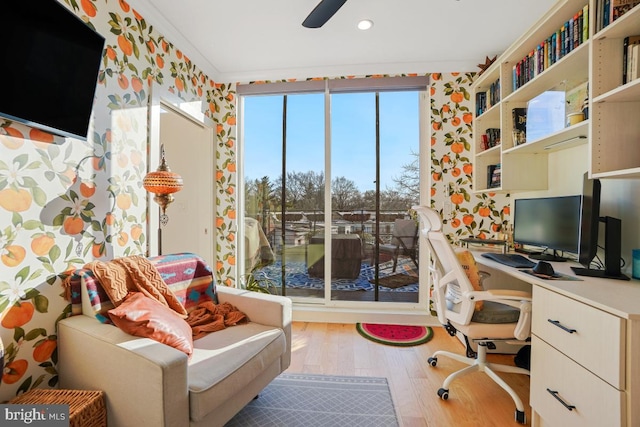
left=531, top=336, right=624, bottom=427
left=532, top=286, right=625, bottom=388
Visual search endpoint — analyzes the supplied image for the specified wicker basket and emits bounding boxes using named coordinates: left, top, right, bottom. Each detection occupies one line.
left=9, top=389, right=106, bottom=427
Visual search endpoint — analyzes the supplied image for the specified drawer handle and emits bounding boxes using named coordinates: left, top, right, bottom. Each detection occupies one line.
left=547, top=319, right=576, bottom=334
left=547, top=388, right=576, bottom=411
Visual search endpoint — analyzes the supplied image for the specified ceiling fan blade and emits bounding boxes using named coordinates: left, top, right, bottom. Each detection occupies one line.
left=302, top=0, right=348, bottom=28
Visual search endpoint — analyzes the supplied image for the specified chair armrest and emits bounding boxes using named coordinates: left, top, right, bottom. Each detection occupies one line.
left=466, top=289, right=532, bottom=341
left=467, top=289, right=532, bottom=304
left=58, top=315, right=189, bottom=427
left=216, top=286, right=292, bottom=369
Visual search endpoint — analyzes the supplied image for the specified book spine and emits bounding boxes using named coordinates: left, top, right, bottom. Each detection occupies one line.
left=529, top=50, right=535, bottom=81
left=597, top=0, right=604, bottom=32
left=544, top=39, right=549, bottom=70
left=575, top=11, right=581, bottom=48
left=624, top=36, right=630, bottom=84
left=569, top=17, right=575, bottom=52
left=583, top=4, right=589, bottom=42
left=603, top=0, right=611, bottom=28
left=629, top=44, right=640, bottom=81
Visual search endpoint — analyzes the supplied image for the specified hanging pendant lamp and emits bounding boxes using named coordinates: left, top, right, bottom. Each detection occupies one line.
left=143, top=145, right=183, bottom=226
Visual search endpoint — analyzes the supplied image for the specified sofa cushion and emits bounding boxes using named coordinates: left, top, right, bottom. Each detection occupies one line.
left=187, top=322, right=286, bottom=422
left=108, top=292, right=194, bottom=356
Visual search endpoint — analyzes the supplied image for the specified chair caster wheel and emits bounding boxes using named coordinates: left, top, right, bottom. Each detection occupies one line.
left=437, top=388, right=449, bottom=400
left=515, top=410, right=526, bottom=424
left=428, top=357, right=437, bottom=367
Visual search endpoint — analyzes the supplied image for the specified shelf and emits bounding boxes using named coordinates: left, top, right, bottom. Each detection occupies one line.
left=503, top=120, right=589, bottom=154
left=503, top=42, right=590, bottom=104
left=593, top=3, right=640, bottom=40
left=472, top=62, right=501, bottom=93
left=472, top=0, right=640, bottom=192
left=592, top=167, right=640, bottom=179
left=475, top=103, right=500, bottom=122
left=594, top=79, right=640, bottom=103
left=477, top=145, right=501, bottom=157
left=502, top=0, right=590, bottom=66
left=475, top=186, right=503, bottom=194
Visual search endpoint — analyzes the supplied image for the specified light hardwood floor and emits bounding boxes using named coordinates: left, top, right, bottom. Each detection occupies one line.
left=286, top=322, right=531, bottom=427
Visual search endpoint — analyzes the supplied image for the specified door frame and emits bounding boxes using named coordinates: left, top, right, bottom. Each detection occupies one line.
left=147, top=95, right=214, bottom=263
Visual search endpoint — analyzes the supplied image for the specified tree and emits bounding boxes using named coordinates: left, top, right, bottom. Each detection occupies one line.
left=331, top=176, right=361, bottom=210
left=391, top=150, right=420, bottom=203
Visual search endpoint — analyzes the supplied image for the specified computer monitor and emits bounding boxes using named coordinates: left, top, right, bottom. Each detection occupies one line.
left=513, top=195, right=581, bottom=261
left=577, top=173, right=601, bottom=268
left=572, top=173, right=629, bottom=280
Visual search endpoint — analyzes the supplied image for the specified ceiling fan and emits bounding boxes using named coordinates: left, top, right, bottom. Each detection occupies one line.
left=302, top=0, right=348, bottom=28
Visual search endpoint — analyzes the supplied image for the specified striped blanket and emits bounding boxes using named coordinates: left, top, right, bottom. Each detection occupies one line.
left=65, top=252, right=217, bottom=324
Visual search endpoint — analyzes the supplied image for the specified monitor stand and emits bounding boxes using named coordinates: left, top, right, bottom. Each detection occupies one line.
left=530, top=250, right=567, bottom=262
left=571, top=216, right=630, bottom=281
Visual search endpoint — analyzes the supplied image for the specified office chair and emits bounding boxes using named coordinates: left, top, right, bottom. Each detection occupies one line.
left=379, top=218, right=418, bottom=272
left=413, top=206, right=532, bottom=424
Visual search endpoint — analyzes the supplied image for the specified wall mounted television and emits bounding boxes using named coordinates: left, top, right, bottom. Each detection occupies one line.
left=0, top=1, right=105, bottom=140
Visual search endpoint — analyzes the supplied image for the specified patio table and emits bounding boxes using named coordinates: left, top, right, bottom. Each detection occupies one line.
left=307, top=233, right=362, bottom=279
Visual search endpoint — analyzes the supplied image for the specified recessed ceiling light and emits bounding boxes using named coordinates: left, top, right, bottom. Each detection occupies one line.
left=357, top=19, right=373, bottom=30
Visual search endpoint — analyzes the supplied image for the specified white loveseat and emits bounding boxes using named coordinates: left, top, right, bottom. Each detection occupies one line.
left=58, top=253, right=292, bottom=427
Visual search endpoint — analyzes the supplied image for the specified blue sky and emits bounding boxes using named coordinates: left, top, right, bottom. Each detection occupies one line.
left=243, top=91, right=419, bottom=192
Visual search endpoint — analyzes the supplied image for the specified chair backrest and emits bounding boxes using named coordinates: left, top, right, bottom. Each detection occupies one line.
left=391, top=219, right=418, bottom=250
left=413, top=206, right=477, bottom=327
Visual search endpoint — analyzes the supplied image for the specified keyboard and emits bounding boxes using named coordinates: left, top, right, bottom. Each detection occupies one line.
left=481, top=252, right=536, bottom=268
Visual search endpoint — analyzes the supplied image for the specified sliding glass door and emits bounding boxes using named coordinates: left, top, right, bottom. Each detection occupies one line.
left=241, top=78, right=425, bottom=305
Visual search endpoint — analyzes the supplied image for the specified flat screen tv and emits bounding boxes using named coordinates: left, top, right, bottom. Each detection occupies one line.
left=0, top=1, right=105, bottom=140
left=513, top=195, right=581, bottom=261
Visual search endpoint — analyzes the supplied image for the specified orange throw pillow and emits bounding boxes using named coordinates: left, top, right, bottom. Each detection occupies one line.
left=455, top=250, right=484, bottom=311
left=108, top=292, right=194, bottom=357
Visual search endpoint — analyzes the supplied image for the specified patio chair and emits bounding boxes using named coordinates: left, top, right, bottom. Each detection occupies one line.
left=379, top=219, right=418, bottom=272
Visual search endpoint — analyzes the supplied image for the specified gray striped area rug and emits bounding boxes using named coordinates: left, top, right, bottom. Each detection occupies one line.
left=225, top=373, right=399, bottom=426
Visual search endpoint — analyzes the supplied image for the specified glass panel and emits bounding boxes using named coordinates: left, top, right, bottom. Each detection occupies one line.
left=376, top=91, right=420, bottom=303
left=330, top=91, right=420, bottom=303
left=282, top=94, right=325, bottom=299
left=243, top=94, right=325, bottom=299
left=243, top=95, right=283, bottom=293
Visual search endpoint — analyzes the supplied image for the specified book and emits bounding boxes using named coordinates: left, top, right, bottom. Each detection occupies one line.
left=623, top=35, right=640, bottom=84
left=631, top=44, right=640, bottom=80
left=612, top=0, right=640, bottom=22
left=603, top=0, right=611, bottom=28
left=512, top=108, right=527, bottom=145
left=597, top=0, right=605, bottom=31
left=486, top=164, right=497, bottom=188
left=583, top=4, right=589, bottom=42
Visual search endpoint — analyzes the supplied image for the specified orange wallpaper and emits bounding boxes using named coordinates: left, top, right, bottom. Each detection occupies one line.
left=0, top=0, right=234, bottom=400
left=0, top=0, right=506, bottom=402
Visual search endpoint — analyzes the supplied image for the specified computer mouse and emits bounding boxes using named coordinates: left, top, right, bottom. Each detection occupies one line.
left=533, top=261, right=555, bottom=276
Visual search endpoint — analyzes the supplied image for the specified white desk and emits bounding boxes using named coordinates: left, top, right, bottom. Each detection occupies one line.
left=471, top=249, right=640, bottom=427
